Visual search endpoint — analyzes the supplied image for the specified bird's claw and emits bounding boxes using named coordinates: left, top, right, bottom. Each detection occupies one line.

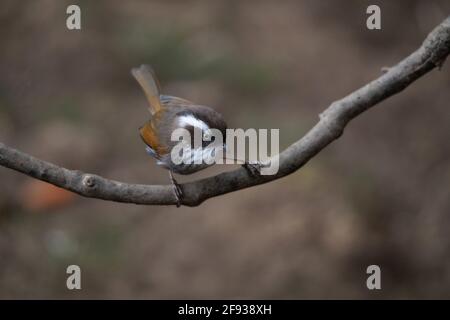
left=173, top=182, right=183, bottom=207
left=243, top=161, right=262, bottom=177
left=169, top=172, right=183, bottom=207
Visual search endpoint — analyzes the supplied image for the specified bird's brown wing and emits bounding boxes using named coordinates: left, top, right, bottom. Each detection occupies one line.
left=139, top=117, right=168, bottom=156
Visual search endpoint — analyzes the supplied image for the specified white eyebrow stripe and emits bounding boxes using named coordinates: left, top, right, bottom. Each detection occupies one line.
left=177, top=114, right=209, bottom=131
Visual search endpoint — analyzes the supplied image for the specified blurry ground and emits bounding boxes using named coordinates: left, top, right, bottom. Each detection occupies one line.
left=0, top=0, right=450, bottom=298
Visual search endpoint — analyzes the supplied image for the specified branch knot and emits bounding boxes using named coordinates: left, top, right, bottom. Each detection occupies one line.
left=82, top=175, right=96, bottom=189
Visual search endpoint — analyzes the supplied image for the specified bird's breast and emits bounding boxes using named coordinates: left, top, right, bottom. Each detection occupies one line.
left=157, top=147, right=217, bottom=175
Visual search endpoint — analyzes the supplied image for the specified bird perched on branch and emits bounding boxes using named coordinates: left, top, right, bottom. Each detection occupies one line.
left=132, top=65, right=259, bottom=207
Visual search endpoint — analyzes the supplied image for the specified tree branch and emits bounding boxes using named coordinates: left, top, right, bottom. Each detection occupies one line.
left=1, top=17, right=449, bottom=207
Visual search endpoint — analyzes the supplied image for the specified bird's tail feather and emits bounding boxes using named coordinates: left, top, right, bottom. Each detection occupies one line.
left=131, top=64, right=162, bottom=115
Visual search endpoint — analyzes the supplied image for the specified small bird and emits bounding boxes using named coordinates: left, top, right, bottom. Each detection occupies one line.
left=132, top=65, right=258, bottom=206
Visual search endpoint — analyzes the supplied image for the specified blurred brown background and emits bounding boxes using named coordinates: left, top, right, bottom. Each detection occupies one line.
left=0, top=0, right=449, bottom=299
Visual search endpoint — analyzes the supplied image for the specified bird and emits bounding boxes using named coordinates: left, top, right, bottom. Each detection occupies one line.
left=131, top=65, right=260, bottom=207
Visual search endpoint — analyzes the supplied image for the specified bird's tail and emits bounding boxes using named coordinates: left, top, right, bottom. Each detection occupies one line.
left=131, top=64, right=162, bottom=115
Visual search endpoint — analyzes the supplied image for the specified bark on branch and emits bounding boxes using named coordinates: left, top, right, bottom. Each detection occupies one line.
left=1, top=16, right=449, bottom=207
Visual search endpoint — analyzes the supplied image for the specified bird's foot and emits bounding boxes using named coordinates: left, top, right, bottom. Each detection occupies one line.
left=169, top=171, right=183, bottom=207
left=243, top=161, right=262, bottom=177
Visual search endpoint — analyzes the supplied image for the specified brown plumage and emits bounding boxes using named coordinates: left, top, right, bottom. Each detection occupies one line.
left=131, top=65, right=162, bottom=115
